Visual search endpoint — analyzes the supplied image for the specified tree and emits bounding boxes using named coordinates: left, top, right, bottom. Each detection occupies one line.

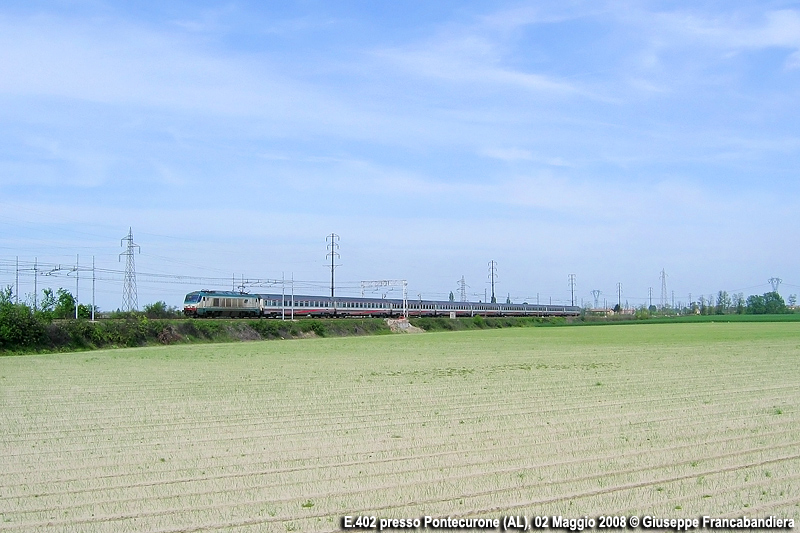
left=37, top=288, right=57, bottom=321
left=448, top=291, right=454, bottom=302
left=788, top=294, right=797, bottom=307
left=143, top=301, right=180, bottom=319
left=54, top=289, right=76, bottom=319
left=763, top=292, right=787, bottom=314
left=732, top=293, right=745, bottom=314
left=0, top=286, right=12, bottom=305
left=746, top=294, right=765, bottom=314
left=716, top=290, right=731, bottom=315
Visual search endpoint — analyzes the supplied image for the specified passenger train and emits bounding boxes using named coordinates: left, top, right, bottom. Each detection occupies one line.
left=183, top=290, right=580, bottom=319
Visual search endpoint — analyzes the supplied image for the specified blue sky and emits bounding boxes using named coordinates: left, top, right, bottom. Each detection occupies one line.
left=1, top=1, right=799, bottom=310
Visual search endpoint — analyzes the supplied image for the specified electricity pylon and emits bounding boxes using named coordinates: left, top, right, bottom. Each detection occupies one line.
left=120, top=228, right=140, bottom=312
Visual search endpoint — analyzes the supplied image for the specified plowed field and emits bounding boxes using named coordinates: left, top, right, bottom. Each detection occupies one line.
left=1, top=322, right=799, bottom=531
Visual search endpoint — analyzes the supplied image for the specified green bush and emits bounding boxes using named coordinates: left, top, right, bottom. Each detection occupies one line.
left=0, top=302, right=47, bottom=350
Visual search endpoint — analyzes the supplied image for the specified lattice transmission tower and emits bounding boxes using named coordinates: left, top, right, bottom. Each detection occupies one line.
left=769, top=277, right=782, bottom=293
left=591, top=290, right=601, bottom=309
left=458, top=275, right=468, bottom=302
left=660, top=268, right=668, bottom=309
left=119, top=228, right=140, bottom=312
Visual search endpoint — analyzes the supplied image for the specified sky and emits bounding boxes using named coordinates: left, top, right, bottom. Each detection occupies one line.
left=1, top=0, right=799, bottom=311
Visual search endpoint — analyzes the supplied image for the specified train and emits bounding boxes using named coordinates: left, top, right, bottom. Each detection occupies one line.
left=183, top=290, right=581, bottom=319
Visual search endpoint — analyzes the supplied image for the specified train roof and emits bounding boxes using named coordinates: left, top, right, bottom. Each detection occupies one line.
left=187, top=290, right=258, bottom=297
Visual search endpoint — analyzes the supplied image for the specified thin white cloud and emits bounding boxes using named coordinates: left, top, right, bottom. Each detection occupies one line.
left=479, top=2, right=607, bottom=30
left=371, top=18, right=588, bottom=98
left=650, top=8, right=800, bottom=68
left=480, top=147, right=533, bottom=161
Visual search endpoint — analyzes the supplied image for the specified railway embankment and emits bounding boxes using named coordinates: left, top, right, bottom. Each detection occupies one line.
left=1, top=314, right=570, bottom=354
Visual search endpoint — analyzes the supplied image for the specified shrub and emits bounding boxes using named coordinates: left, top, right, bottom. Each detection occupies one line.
left=0, top=302, right=47, bottom=350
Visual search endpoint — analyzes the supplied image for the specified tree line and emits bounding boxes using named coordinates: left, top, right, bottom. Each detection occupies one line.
left=693, top=290, right=791, bottom=315
left=625, top=290, right=793, bottom=318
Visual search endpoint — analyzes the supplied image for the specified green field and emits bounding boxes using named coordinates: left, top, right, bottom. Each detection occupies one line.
left=1, top=323, right=799, bottom=531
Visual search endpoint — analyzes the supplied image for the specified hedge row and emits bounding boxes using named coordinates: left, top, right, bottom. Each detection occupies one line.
left=0, top=305, right=396, bottom=354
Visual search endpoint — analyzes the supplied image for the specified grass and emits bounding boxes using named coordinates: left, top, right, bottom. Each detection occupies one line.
left=1, top=322, right=799, bottom=531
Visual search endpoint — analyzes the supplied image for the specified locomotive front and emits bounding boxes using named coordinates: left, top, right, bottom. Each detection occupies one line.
left=183, top=291, right=202, bottom=317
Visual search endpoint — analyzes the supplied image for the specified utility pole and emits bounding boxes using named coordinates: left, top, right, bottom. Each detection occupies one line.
left=34, top=258, right=38, bottom=311
left=92, top=256, right=96, bottom=321
left=649, top=287, right=653, bottom=308
left=568, top=274, right=576, bottom=306
left=120, top=228, right=140, bottom=312
left=487, top=260, right=498, bottom=304
left=326, top=233, right=340, bottom=314
left=72, top=255, right=80, bottom=319
left=15, top=256, right=19, bottom=304
left=616, top=282, right=622, bottom=310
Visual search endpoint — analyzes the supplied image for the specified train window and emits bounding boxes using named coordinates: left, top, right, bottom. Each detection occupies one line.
left=213, top=298, right=219, bottom=307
